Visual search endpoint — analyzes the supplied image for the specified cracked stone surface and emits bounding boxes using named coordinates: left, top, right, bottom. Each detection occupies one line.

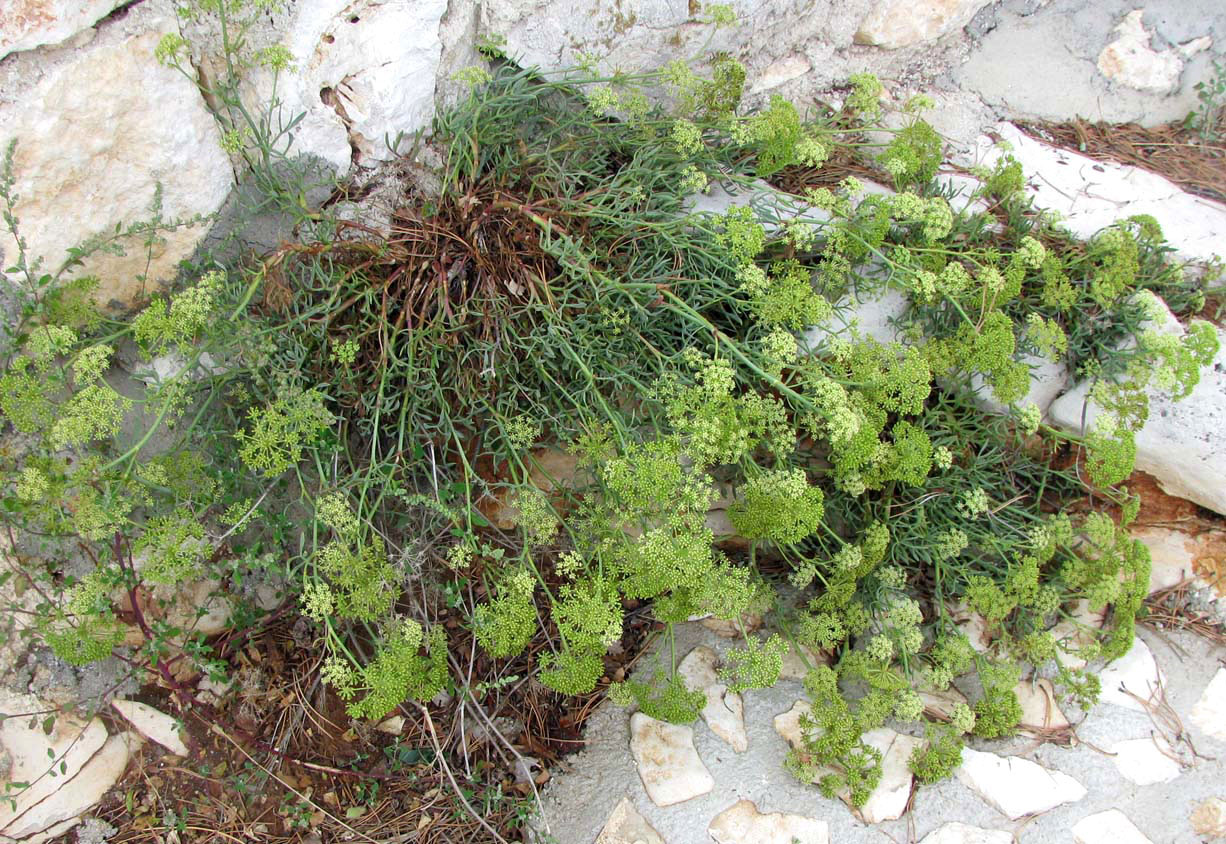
left=1072, top=809, right=1154, bottom=844
left=1096, top=9, right=1212, bottom=94
left=855, top=729, right=924, bottom=823
left=1096, top=636, right=1166, bottom=712
left=1015, top=678, right=1071, bottom=732
left=854, top=0, right=992, bottom=50
left=955, top=747, right=1087, bottom=819
left=0, top=3, right=232, bottom=307
left=1048, top=306, right=1226, bottom=518
left=678, top=646, right=749, bottom=752
left=111, top=699, right=189, bottom=757
left=1109, top=735, right=1183, bottom=785
left=595, top=797, right=665, bottom=844
left=629, top=713, right=715, bottom=807
left=1191, top=669, right=1226, bottom=742
left=0, top=689, right=141, bottom=842
left=0, top=0, right=125, bottom=58
left=956, top=122, right=1226, bottom=266
left=707, top=799, right=828, bottom=844
left=540, top=621, right=1226, bottom=844
left=919, top=822, right=1012, bottom=844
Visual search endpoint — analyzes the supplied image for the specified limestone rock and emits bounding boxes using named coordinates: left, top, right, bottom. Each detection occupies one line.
left=1096, top=10, right=1211, bottom=95
left=853, top=728, right=923, bottom=823
left=677, top=645, right=720, bottom=689
left=773, top=700, right=811, bottom=750
left=687, top=179, right=832, bottom=238
left=779, top=641, right=829, bottom=681
left=919, top=823, right=1012, bottom=844
left=961, top=122, right=1226, bottom=265
left=3, top=732, right=138, bottom=841
left=1191, top=668, right=1226, bottom=741
left=855, top=0, right=992, bottom=49
left=1108, top=735, right=1182, bottom=785
left=1049, top=311, right=1226, bottom=517
left=271, top=0, right=451, bottom=173
left=1096, top=637, right=1165, bottom=712
left=708, top=799, right=829, bottom=844
left=1015, top=679, right=1070, bottom=731
left=595, top=797, right=665, bottom=844
left=699, top=613, right=763, bottom=638
left=919, top=684, right=970, bottom=721
left=1135, top=526, right=1199, bottom=593
left=628, top=713, right=714, bottom=807
left=947, top=602, right=994, bottom=654
left=677, top=646, right=748, bottom=752
left=0, top=12, right=232, bottom=307
left=0, top=0, right=124, bottom=58
left=1072, top=809, right=1153, bottom=844
left=159, top=578, right=234, bottom=637
left=111, top=699, right=189, bottom=756
left=375, top=716, right=405, bottom=736
left=749, top=55, right=813, bottom=94
left=0, top=690, right=139, bottom=842
left=774, top=714, right=918, bottom=823
left=803, top=286, right=910, bottom=350
left=956, top=747, right=1086, bottom=819
left=1191, top=798, right=1226, bottom=839
left=0, top=691, right=108, bottom=836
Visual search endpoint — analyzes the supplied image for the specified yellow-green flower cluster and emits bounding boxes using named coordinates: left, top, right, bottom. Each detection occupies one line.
left=135, top=509, right=207, bottom=586
left=474, top=568, right=536, bottom=658
left=49, top=383, right=131, bottom=451
left=133, top=270, right=223, bottom=354
left=671, top=119, right=703, bottom=157
left=236, top=389, right=333, bottom=477
left=728, top=468, right=824, bottom=545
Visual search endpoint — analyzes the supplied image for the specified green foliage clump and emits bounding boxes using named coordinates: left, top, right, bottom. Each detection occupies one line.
left=1, top=20, right=1220, bottom=820
left=236, top=390, right=333, bottom=477
left=729, top=469, right=824, bottom=545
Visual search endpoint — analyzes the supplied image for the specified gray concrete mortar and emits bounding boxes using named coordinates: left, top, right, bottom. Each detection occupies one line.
left=536, top=622, right=1225, bottom=844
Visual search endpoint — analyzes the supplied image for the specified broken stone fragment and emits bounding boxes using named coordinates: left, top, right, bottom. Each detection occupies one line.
left=1191, top=668, right=1226, bottom=741
left=773, top=700, right=811, bottom=750
left=854, top=0, right=993, bottom=50
left=1071, top=809, right=1153, bottom=844
left=708, top=798, right=829, bottom=844
left=1191, top=797, right=1226, bottom=839
left=852, top=728, right=923, bottom=824
left=111, top=699, right=189, bottom=757
left=699, top=613, right=764, bottom=638
left=677, top=646, right=748, bottom=752
left=375, top=716, right=405, bottom=736
left=919, top=822, right=1012, bottom=844
left=1108, top=735, right=1182, bottom=785
left=778, top=641, right=829, bottom=681
left=918, top=684, right=969, bottom=721
left=594, top=797, right=665, bottom=844
left=771, top=709, right=917, bottom=824
left=0, top=688, right=141, bottom=843
left=1096, top=10, right=1212, bottom=95
left=0, top=690, right=108, bottom=836
left=3, top=732, right=140, bottom=841
left=1014, top=678, right=1070, bottom=731
left=1096, top=637, right=1165, bottom=712
left=955, top=747, right=1086, bottom=819
left=628, top=713, right=714, bottom=807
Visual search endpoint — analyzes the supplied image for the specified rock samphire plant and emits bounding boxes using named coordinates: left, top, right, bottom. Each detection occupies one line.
left=1, top=0, right=1218, bottom=818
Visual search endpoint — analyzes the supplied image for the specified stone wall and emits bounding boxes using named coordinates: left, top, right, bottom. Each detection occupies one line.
left=0, top=0, right=1220, bottom=310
